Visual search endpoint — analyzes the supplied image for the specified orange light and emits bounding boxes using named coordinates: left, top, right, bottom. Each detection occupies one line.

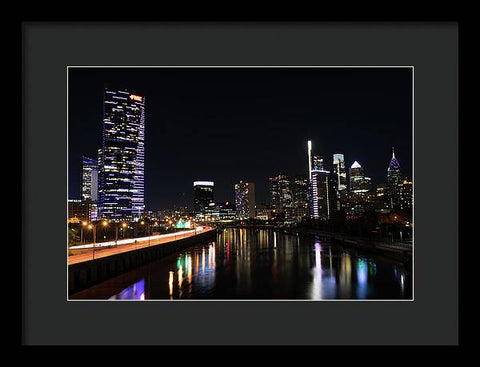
left=130, top=94, right=143, bottom=102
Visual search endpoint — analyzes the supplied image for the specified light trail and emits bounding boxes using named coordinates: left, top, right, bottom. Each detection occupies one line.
left=69, top=227, right=206, bottom=250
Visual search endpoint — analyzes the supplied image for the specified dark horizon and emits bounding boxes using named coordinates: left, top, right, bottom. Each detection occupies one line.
left=68, top=67, right=413, bottom=211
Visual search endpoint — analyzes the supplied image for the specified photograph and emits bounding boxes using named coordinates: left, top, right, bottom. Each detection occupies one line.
left=67, top=66, right=413, bottom=301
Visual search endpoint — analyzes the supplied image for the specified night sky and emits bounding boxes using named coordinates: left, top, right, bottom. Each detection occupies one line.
left=68, top=67, right=412, bottom=211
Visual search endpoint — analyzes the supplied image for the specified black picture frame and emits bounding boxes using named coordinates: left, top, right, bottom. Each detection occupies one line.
left=21, top=20, right=460, bottom=347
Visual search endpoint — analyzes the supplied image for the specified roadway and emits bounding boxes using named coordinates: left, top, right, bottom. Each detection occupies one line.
left=68, top=226, right=214, bottom=265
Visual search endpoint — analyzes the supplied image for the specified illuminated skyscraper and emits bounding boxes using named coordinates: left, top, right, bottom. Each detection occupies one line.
left=97, top=88, right=145, bottom=220
left=234, top=181, right=256, bottom=219
left=312, top=155, right=324, bottom=171
left=332, top=153, right=347, bottom=192
left=293, top=174, right=309, bottom=219
left=269, top=173, right=292, bottom=209
left=386, top=147, right=402, bottom=208
left=307, top=140, right=312, bottom=181
left=310, top=168, right=335, bottom=220
left=349, top=161, right=371, bottom=193
left=193, top=181, right=214, bottom=215
left=397, top=178, right=413, bottom=211
left=81, top=156, right=98, bottom=201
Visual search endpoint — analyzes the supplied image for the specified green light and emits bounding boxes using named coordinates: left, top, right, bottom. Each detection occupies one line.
left=176, top=220, right=185, bottom=229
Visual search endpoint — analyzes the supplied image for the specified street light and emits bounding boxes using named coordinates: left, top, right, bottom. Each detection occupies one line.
left=87, top=223, right=96, bottom=259
left=116, top=222, right=127, bottom=245
left=81, top=221, right=88, bottom=243
left=141, top=220, right=151, bottom=246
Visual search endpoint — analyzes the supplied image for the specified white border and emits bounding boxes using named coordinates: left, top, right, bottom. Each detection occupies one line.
left=67, top=65, right=414, bottom=302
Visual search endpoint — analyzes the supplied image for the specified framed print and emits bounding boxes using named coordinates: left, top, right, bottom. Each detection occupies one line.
left=22, top=21, right=459, bottom=346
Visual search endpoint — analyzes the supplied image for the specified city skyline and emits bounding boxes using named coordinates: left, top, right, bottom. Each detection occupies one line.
left=68, top=67, right=412, bottom=211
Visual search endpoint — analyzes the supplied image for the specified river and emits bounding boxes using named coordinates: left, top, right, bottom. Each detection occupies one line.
left=70, top=228, right=412, bottom=300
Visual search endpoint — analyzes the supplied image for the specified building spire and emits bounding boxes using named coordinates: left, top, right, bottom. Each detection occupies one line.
left=388, top=147, right=400, bottom=171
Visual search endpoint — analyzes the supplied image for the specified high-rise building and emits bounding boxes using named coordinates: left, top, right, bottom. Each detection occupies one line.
left=68, top=199, right=92, bottom=223
left=310, top=169, right=336, bottom=220
left=205, top=201, right=236, bottom=221
left=269, top=173, right=292, bottom=209
left=193, top=181, right=214, bottom=215
left=97, top=88, right=145, bottom=220
left=293, top=174, right=309, bottom=206
left=349, top=161, right=371, bottom=193
left=397, top=178, right=413, bottom=211
left=307, top=140, right=312, bottom=181
left=312, top=155, right=324, bottom=171
left=293, top=174, right=309, bottom=220
left=234, top=181, right=255, bottom=219
left=373, top=183, right=391, bottom=213
left=81, top=156, right=98, bottom=201
left=386, top=147, right=402, bottom=208
left=332, top=153, right=347, bottom=192
left=343, top=191, right=373, bottom=217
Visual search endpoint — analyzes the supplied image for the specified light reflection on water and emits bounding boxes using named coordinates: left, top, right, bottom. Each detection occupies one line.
left=108, top=277, right=145, bottom=300
left=83, top=228, right=411, bottom=300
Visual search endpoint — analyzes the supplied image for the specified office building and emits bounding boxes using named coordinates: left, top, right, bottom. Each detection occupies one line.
left=307, top=140, right=312, bottom=181
left=205, top=201, right=236, bottom=221
left=97, top=88, right=145, bottom=220
left=234, top=181, right=256, bottom=219
left=269, top=173, right=292, bottom=209
left=193, top=181, right=214, bottom=215
left=397, top=179, right=413, bottom=211
left=81, top=156, right=98, bottom=201
left=349, top=161, right=371, bottom=193
left=68, top=199, right=92, bottom=223
left=293, top=174, right=309, bottom=220
left=333, top=153, right=347, bottom=192
left=310, top=169, right=337, bottom=221
left=387, top=147, right=402, bottom=208
left=373, top=183, right=391, bottom=213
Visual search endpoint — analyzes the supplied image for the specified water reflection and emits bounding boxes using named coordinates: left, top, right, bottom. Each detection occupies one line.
left=356, top=258, right=368, bottom=299
left=310, top=242, right=322, bottom=299
left=77, top=228, right=411, bottom=300
left=109, top=278, right=145, bottom=300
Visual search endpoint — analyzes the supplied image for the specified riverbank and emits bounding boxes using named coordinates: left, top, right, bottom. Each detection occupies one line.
left=285, top=227, right=412, bottom=268
left=221, top=225, right=412, bottom=268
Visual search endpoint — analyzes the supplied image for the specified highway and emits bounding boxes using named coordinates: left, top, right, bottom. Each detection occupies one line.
left=68, top=226, right=213, bottom=265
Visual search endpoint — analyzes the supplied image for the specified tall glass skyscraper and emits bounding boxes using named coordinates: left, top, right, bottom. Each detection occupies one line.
left=193, top=181, right=214, bottom=215
left=307, top=140, right=336, bottom=220
left=234, top=181, right=256, bottom=219
left=310, top=169, right=335, bottom=220
left=269, top=173, right=292, bottom=209
left=349, top=161, right=371, bottom=193
left=97, top=88, right=145, bottom=220
left=312, top=155, right=324, bottom=171
left=81, top=156, right=98, bottom=201
left=386, top=147, right=402, bottom=208
left=332, top=153, right=347, bottom=192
